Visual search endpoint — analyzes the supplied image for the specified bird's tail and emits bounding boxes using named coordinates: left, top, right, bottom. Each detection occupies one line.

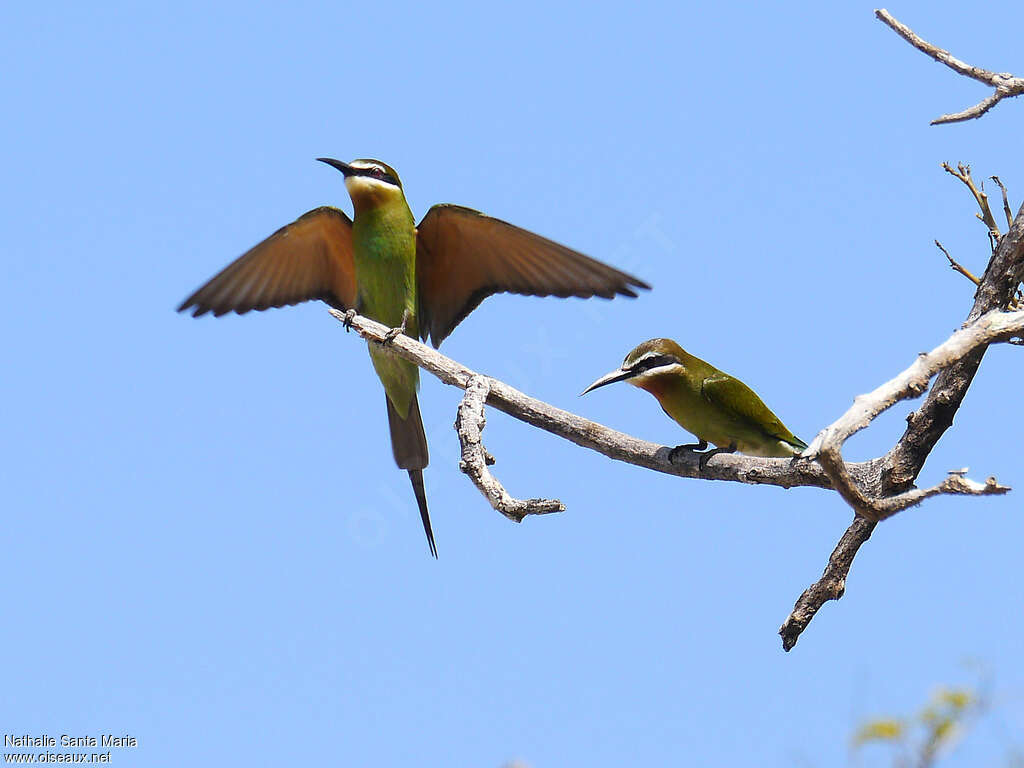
left=406, top=469, right=435, bottom=558
left=787, top=435, right=809, bottom=453
left=385, top=393, right=436, bottom=558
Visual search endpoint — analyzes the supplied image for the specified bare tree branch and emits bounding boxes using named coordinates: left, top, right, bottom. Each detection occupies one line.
left=328, top=308, right=837, bottom=492
left=884, top=198, right=1024, bottom=493
left=804, top=307, right=1021, bottom=520
left=455, top=375, right=564, bottom=521
left=779, top=518, right=876, bottom=652
left=780, top=189, right=1024, bottom=651
left=876, top=9, right=1024, bottom=124
left=332, top=305, right=1019, bottom=510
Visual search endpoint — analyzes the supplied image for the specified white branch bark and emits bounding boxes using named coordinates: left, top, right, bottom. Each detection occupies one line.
left=876, top=9, right=1024, bottom=124
left=805, top=309, right=1022, bottom=520
left=455, top=375, right=564, bottom=521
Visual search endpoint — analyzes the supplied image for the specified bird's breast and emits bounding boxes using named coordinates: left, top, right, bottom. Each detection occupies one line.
left=351, top=207, right=417, bottom=328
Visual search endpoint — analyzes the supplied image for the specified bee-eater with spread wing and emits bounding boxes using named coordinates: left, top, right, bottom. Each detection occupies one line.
left=179, top=158, right=650, bottom=557
left=582, top=338, right=806, bottom=466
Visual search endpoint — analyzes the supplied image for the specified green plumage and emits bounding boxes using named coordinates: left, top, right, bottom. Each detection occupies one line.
left=352, top=201, right=419, bottom=419
left=585, top=338, right=806, bottom=458
left=179, top=155, right=651, bottom=558
left=345, top=169, right=436, bottom=557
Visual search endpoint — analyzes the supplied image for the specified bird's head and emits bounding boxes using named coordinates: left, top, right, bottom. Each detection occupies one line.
left=581, top=338, right=688, bottom=395
left=316, top=157, right=405, bottom=214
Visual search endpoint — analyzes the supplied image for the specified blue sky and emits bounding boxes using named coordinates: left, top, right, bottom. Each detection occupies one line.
left=2, top=1, right=1022, bottom=765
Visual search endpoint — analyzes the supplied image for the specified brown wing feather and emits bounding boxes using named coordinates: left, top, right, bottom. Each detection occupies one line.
left=415, top=204, right=650, bottom=347
left=178, top=206, right=358, bottom=317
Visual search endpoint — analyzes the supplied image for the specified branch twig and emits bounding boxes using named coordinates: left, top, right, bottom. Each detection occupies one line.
left=935, top=168, right=1021, bottom=306
left=942, top=162, right=1000, bottom=241
left=935, top=240, right=980, bottom=286
left=876, top=9, right=1024, bottom=124
left=990, top=176, right=1014, bottom=230
left=456, top=375, right=564, bottom=521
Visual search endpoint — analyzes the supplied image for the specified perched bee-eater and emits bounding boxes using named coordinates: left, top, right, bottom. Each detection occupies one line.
left=179, top=158, right=650, bottom=557
left=582, top=338, right=806, bottom=465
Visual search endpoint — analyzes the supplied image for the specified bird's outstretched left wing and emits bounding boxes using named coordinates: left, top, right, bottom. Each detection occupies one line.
left=415, top=204, right=650, bottom=347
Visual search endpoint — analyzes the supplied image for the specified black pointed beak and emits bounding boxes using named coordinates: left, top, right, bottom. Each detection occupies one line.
left=580, top=367, right=634, bottom=396
left=316, top=157, right=355, bottom=177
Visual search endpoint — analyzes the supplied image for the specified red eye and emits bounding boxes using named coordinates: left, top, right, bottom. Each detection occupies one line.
left=371, top=167, right=385, bottom=177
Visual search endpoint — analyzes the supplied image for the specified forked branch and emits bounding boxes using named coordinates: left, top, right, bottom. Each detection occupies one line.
left=876, top=9, right=1024, bottom=124
left=780, top=182, right=1024, bottom=650
left=804, top=308, right=1020, bottom=521
left=455, top=375, right=564, bottom=521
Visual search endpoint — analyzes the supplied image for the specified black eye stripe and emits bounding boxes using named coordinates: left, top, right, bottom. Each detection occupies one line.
left=359, top=166, right=397, bottom=186
left=631, top=354, right=680, bottom=373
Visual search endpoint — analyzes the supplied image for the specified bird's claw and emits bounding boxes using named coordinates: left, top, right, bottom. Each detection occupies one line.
left=668, top=440, right=708, bottom=465
left=698, top=451, right=716, bottom=472
left=667, top=440, right=735, bottom=471
left=698, top=442, right=737, bottom=472
left=341, top=309, right=357, bottom=332
left=384, top=310, right=411, bottom=344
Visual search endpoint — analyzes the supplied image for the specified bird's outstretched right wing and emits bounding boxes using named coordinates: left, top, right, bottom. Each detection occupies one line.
left=178, top=206, right=358, bottom=317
